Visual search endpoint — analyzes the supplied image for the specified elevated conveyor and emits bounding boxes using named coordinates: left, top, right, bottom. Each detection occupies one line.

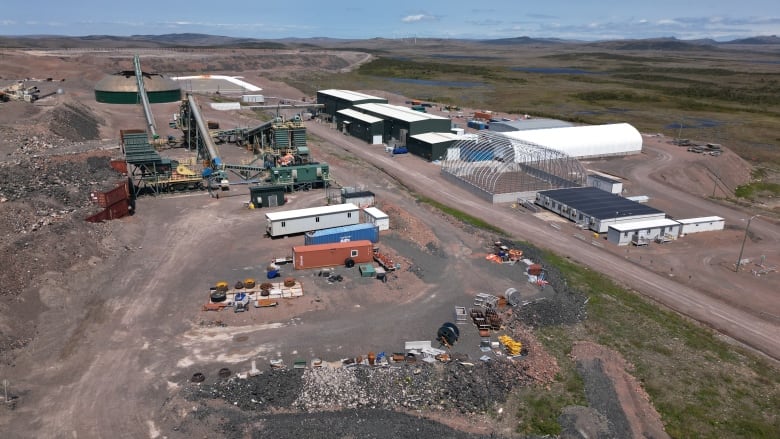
left=133, top=55, right=157, bottom=140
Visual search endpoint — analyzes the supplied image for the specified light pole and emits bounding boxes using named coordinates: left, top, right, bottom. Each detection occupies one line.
left=735, top=215, right=759, bottom=272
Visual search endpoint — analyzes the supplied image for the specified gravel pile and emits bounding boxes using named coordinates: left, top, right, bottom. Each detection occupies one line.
left=189, top=361, right=533, bottom=416
left=576, top=359, right=631, bottom=438
left=498, top=238, right=588, bottom=328
left=47, top=102, right=103, bottom=142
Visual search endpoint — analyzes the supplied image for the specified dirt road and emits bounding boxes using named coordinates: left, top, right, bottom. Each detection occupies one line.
left=306, top=121, right=780, bottom=361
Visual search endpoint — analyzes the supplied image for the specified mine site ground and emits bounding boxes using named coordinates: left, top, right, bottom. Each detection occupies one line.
left=0, top=48, right=778, bottom=438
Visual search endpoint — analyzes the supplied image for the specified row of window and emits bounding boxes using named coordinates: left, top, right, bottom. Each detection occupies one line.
left=279, top=212, right=353, bottom=228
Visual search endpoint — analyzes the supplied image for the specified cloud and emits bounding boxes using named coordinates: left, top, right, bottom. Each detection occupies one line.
left=402, top=14, right=437, bottom=23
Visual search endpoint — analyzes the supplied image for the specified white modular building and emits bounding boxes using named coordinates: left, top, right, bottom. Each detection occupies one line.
left=677, top=216, right=725, bottom=234
left=587, top=174, right=623, bottom=194
left=266, top=203, right=360, bottom=237
left=502, top=123, right=643, bottom=159
left=363, top=206, right=390, bottom=231
left=608, top=218, right=682, bottom=246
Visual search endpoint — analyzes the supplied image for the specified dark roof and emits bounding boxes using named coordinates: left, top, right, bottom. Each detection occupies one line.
left=342, top=191, right=375, bottom=199
left=538, top=187, right=663, bottom=220
left=588, top=174, right=621, bottom=184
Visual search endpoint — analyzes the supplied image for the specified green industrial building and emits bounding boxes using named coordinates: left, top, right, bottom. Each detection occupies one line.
left=317, top=89, right=387, bottom=118
left=407, top=132, right=460, bottom=161
left=353, top=103, right=452, bottom=145
left=94, top=71, right=181, bottom=104
left=249, top=185, right=286, bottom=208
left=336, top=109, right=385, bottom=144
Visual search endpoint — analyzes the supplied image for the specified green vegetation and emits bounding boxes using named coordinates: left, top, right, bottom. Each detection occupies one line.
left=537, top=251, right=780, bottom=438
left=735, top=181, right=780, bottom=199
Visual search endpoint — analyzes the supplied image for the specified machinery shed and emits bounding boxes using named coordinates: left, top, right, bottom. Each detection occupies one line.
left=608, top=218, right=681, bottom=246
left=678, top=216, right=725, bottom=234
left=587, top=174, right=623, bottom=194
left=317, top=89, right=387, bottom=118
left=353, top=103, right=452, bottom=145
left=336, top=109, right=384, bottom=144
left=249, top=185, right=286, bottom=208
left=407, top=132, right=460, bottom=162
left=489, top=118, right=574, bottom=133
left=503, top=123, right=642, bottom=159
left=341, top=189, right=375, bottom=208
left=536, top=187, right=666, bottom=233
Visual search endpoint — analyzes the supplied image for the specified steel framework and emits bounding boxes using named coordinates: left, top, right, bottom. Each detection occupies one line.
left=441, top=131, right=587, bottom=196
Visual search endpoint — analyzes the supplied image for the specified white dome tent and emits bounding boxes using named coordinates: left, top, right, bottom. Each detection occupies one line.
left=502, top=123, right=643, bottom=159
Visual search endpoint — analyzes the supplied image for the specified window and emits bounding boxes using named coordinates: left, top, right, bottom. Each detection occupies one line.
left=347, top=212, right=352, bottom=218
left=315, top=217, right=320, bottom=223
left=281, top=221, right=286, bottom=227
left=350, top=249, right=359, bottom=257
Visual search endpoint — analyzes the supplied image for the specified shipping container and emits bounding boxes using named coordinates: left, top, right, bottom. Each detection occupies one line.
left=305, top=223, right=379, bottom=245
left=473, top=111, right=492, bottom=121
left=266, top=203, right=360, bottom=237
left=292, top=240, right=374, bottom=270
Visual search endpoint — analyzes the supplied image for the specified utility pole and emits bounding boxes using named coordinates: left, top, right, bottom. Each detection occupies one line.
left=735, top=215, right=759, bottom=272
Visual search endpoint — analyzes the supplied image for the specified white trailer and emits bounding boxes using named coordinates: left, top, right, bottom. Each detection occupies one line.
left=266, top=203, right=360, bottom=237
left=362, top=206, right=390, bottom=231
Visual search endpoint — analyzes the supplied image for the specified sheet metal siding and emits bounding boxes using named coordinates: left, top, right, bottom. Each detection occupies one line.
left=304, top=224, right=379, bottom=245
left=292, top=240, right=374, bottom=269
left=266, top=204, right=360, bottom=237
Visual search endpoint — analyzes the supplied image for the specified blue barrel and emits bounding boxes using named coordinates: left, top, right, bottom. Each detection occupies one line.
left=266, top=270, right=279, bottom=279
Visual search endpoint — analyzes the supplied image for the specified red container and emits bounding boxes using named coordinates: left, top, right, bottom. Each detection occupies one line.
left=528, top=264, right=543, bottom=276
left=292, top=240, right=374, bottom=270
left=95, top=182, right=129, bottom=208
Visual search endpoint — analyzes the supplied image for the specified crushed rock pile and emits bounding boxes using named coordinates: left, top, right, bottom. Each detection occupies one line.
left=187, top=361, right=533, bottom=416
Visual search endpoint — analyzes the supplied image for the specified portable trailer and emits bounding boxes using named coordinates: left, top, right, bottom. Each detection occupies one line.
left=292, top=240, right=374, bottom=270
left=265, top=203, right=359, bottom=237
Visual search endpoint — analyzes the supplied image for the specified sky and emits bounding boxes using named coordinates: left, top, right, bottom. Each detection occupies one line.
left=1, top=0, right=779, bottom=41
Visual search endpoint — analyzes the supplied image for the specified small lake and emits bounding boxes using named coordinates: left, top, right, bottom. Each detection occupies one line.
left=383, top=77, right=488, bottom=88
left=664, top=118, right=725, bottom=130
left=511, top=67, right=604, bottom=75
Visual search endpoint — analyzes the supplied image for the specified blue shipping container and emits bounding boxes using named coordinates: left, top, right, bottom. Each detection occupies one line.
left=305, top=223, right=379, bottom=245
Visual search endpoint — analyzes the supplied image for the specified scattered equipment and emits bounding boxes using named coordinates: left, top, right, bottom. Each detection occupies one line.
left=498, top=335, right=523, bottom=357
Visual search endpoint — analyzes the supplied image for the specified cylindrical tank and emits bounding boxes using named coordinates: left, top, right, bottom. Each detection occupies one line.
left=368, top=352, right=376, bottom=365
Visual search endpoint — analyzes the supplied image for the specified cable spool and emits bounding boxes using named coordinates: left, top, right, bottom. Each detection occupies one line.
left=244, top=278, right=256, bottom=289
left=283, top=277, right=296, bottom=287
left=210, top=290, right=227, bottom=303
left=437, top=322, right=459, bottom=346
left=234, top=281, right=245, bottom=290
left=215, top=281, right=229, bottom=292
left=345, top=257, right=355, bottom=268
left=260, top=282, right=273, bottom=291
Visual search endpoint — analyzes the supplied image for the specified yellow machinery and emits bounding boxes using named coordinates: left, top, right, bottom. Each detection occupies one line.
left=498, top=335, right=522, bottom=356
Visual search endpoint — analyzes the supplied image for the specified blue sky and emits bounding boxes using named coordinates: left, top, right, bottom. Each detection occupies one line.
left=2, top=1, right=778, bottom=41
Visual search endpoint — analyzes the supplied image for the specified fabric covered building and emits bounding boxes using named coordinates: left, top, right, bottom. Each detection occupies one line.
left=503, top=123, right=642, bottom=159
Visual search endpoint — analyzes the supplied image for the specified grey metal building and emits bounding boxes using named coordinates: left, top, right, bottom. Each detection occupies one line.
left=353, top=103, right=452, bottom=145
left=317, top=89, right=387, bottom=118
left=489, top=118, right=573, bottom=132
left=407, top=132, right=460, bottom=161
left=336, top=109, right=384, bottom=144
left=535, top=187, right=666, bottom=233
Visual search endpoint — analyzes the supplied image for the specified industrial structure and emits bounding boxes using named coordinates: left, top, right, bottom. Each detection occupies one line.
left=501, top=123, right=642, bottom=159
left=587, top=174, right=623, bottom=194
left=353, top=103, right=452, bottom=145
left=441, top=130, right=588, bottom=203
left=362, top=207, right=390, bottom=231
left=317, top=89, right=387, bottom=118
left=535, top=187, right=666, bottom=233
left=407, top=132, right=461, bottom=162
left=94, top=60, right=181, bottom=105
left=488, top=118, right=574, bottom=132
left=335, top=109, right=384, bottom=144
